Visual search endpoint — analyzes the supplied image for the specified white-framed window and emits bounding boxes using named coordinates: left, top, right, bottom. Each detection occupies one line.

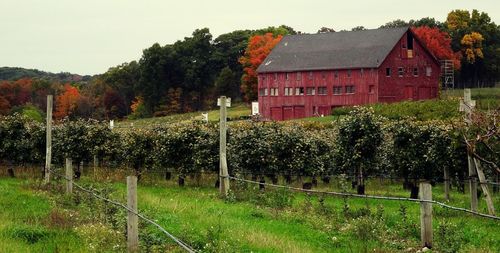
left=386, top=68, right=391, bottom=77
left=259, top=88, right=268, bottom=96
left=426, top=66, right=432, bottom=77
left=333, top=86, right=342, bottom=95
left=270, top=88, right=279, bottom=96
left=295, top=87, right=304, bottom=95
left=284, top=87, right=293, bottom=96
left=306, top=87, right=316, bottom=95
left=285, top=73, right=289, bottom=80
left=413, top=67, right=419, bottom=76
left=398, top=67, right=404, bottom=77
left=318, top=87, right=328, bottom=95
left=345, top=85, right=355, bottom=94
left=369, top=85, right=375, bottom=94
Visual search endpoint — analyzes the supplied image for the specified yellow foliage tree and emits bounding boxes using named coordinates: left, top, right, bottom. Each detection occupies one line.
left=460, top=32, right=484, bottom=64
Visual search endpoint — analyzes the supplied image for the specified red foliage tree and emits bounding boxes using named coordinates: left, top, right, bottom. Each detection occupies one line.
left=412, top=26, right=461, bottom=70
left=239, top=33, right=283, bottom=101
left=55, top=84, right=81, bottom=119
left=0, top=95, right=11, bottom=115
left=0, top=78, right=33, bottom=107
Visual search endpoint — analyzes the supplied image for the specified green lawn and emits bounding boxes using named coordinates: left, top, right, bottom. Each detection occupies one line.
left=0, top=173, right=498, bottom=252
left=115, top=104, right=251, bottom=129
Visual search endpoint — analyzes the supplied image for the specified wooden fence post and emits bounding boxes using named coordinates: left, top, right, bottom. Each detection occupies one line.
left=127, top=176, right=139, bottom=253
left=473, top=158, right=496, bottom=215
left=219, top=96, right=230, bottom=196
left=419, top=182, right=433, bottom=249
left=44, top=95, right=53, bottom=183
left=65, top=158, right=73, bottom=194
left=468, top=155, right=478, bottom=212
left=444, top=168, right=450, bottom=201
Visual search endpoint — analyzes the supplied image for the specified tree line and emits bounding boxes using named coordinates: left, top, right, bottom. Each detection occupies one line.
left=0, top=9, right=498, bottom=120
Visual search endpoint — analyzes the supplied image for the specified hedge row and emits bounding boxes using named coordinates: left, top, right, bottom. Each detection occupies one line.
left=0, top=109, right=471, bottom=185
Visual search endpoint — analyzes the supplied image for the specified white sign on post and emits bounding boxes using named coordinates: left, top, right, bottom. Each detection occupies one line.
left=109, top=120, right=114, bottom=129
left=251, top=102, right=259, bottom=115
left=201, top=113, right=208, bottom=122
left=217, top=97, right=231, bottom=107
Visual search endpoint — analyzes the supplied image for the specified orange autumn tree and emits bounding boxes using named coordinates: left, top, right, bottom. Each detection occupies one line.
left=55, top=84, right=80, bottom=119
left=239, top=33, right=283, bottom=101
left=412, top=26, right=461, bottom=70
left=461, top=32, right=484, bottom=64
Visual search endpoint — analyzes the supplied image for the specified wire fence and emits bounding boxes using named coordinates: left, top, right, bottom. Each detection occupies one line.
left=224, top=175, right=500, bottom=221
left=48, top=168, right=197, bottom=253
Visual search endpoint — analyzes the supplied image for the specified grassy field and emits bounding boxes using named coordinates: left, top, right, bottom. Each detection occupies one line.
left=1, top=170, right=499, bottom=252
left=115, top=104, right=251, bottom=128
left=115, top=88, right=498, bottom=126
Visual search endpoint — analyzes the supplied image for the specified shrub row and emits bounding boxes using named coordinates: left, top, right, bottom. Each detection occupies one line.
left=0, top=109, right=472, bottom=187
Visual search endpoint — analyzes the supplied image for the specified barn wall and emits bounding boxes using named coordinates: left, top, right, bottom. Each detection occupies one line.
left=258, top=68, right=378, bottom=120
left=378, top=31, right=441, bottom=103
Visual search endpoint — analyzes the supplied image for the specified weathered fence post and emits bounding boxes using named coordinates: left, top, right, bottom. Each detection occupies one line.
left=127, top=176, right=139, bottom=253
left=468, top=155, right=478, bottom=212
left=473, top=158, right=496, bottom=215
left=44, top=95, right=53, bottom=183
left=218, top=96, right=230, bottom=196
left=65, top=158, right=73, bottom=194
left=444, top=168, right=450, bottom=201
left=419, top=182, right=432, bottom=249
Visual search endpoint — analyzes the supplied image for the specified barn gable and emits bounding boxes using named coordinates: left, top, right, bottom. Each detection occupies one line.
left=257, top=27, right=410, bottom=73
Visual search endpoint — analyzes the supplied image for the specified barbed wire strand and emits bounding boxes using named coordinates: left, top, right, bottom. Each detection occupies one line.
left=224, top=175, right=500, bottom=221
left=49, top=169, right=197, bottom=253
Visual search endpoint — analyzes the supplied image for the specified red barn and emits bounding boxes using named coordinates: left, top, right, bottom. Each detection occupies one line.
left=256, top=27, right=441, bottom=121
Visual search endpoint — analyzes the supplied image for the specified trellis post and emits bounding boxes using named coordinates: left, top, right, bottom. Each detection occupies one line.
left=419, top=182, right=433, bottom=249
left=44, top=95, right=53, bottom=183
left=218, top=96, right=230, bottom=196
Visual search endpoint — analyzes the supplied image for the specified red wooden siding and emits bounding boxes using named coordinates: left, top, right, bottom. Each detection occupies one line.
left=257, top=30, right=440, bottom=121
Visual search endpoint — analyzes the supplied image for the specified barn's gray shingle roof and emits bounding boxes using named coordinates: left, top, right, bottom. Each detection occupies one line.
left=257, top=27, right=409, bottom=73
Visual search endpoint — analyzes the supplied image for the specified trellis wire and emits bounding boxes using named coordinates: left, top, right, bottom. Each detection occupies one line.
left=224, top=175, right=500, bottom=221
left=49, top=168, right=197, bottom=253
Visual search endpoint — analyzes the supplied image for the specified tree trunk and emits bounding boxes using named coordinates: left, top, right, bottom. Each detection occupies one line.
left=74, top=161, right=81, bottom=180
left=357, top=167, right=365, bottom=195
left=321, top=176, right=330, bottom=184
left=312, top=177, right=318, bottom=187
left=165, top=171, right=172, bottom=180
left=410, top=181, right=419, bottom=199
left=259, top=176, right=265, bottom=190
left=7, top=162, right=14, bottom=178
left=178, top=175, right=185, bottom=186
left=285, top=174, right=292, bottom=184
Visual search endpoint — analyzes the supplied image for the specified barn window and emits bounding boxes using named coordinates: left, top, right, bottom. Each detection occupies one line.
left=308, top=71, right=313, bottom=80
left=386, top=68, right=391, bottom=77
left=306, top=87, right=316, bottom=95
left=369, top=85, right=375, bottom=94
left=413, top=67, right=419, bottom=76
left=345, top=85, right=355, bottom=94
left=270, top=88, right=279, bottom=96
left=398, top=67, right=404, bottom=77
left=426, top=66, right=432, bottom=76
left=407, top=32, right=414, bottom=50
left=347, top=70, right=351, bottom=78
left=259, top=88, right=268, bottom=96
left=284, top=87, right=293, bottom=96
left=318, top=87, right=328, bottom=95
left=333, top=86, right=342, bottom=95
left=286, top=73, right=289, bottom=80
left=295, top=87, right=305, bottom=95
left=360, top=69, right=364, bottom=77
left=296, top=72, right=301, bottom=80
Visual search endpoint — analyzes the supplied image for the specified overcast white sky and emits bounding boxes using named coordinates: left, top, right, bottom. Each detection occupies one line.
left=1, top=0, right=498, bottom=75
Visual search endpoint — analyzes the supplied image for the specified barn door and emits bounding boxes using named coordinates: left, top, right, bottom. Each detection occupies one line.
left=294, top=106, right=305, bottom=119
left=404, top=85, right=414, bottom=100
left=318, top=106, right=331, bottom=116
left=283, top=107, right=293, bottom=120
left=270, top=107, right=282, bottom=121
